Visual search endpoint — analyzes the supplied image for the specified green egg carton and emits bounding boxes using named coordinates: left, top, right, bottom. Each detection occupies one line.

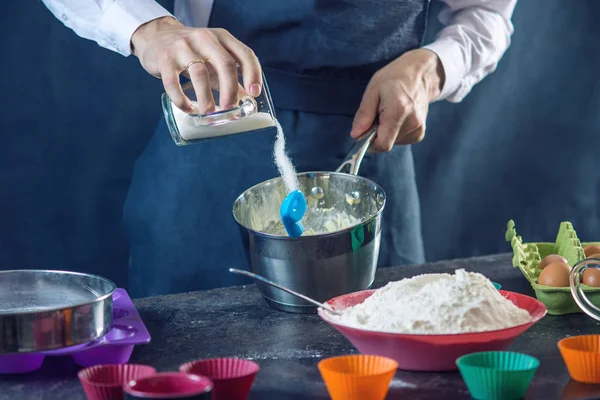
left=506, top=220, right=600, bottom=315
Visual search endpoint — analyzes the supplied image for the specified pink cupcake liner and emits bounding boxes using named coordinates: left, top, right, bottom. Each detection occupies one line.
left=179, top=358, right=259, bottom=400
left=78, top=364, right=156, bottom=400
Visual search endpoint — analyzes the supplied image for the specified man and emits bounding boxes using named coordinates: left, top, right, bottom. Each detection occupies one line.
left=42, top=0, right=516, bottom=297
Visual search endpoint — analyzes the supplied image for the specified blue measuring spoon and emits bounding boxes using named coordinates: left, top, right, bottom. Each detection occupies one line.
left=280, top=189, right=307, bottom=238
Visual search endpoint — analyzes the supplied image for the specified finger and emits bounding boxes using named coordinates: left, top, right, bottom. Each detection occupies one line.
left=161, top=64, right=193, bottom=113
left=371, top=101, right=408, bottom=153
left=395, top=123, right=425, bottom=145
left=351, top=85, right=379, bottom=139
left=189, top=32, right=239, bottom=109
left=176, top=47, right=217, bottom=113
left=236, top=83, right=249, bottom=99
left=186, top=60, right=216, bottom=114
left=395, top=112, right=421, bottom=142
left=395, top=103, right=428, bottom=145
left=216, top=30, right=263, bottom=97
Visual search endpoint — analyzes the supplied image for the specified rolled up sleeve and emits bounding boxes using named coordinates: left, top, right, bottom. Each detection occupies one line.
left=41, top=0, right=173, bottom=56
left=423, top=0, right=517, bottom=102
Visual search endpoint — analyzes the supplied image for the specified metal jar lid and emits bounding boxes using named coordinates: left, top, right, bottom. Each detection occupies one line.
left=570, top=258, right=600, bottom=320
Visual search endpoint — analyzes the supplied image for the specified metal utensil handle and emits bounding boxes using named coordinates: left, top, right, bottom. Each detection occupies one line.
left=335, top=128, right=377, bottom=176
left=228, top=268, right=340, bottom=315
left=570, top=257, right=600, bottom=321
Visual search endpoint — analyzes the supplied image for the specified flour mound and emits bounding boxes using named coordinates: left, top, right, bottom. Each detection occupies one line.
left=331, top=269, right=532, bottom=334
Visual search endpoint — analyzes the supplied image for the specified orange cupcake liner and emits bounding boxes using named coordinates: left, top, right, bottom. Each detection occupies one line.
left=559, top=335, right=600, bottom=383
left=318, top=355, right=397, bottom=400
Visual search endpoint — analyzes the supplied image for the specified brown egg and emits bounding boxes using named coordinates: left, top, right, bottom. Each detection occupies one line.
left=537, top=262, right=571, bottom=287
left=584, top=245, right=600, bottom=257
left=538, top=254, right=568, bottom=270
left=583, top=268, right=600, bottom=287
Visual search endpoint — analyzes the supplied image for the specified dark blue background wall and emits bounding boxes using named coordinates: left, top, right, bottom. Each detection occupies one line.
left=0, top=1, right=171, bottom=288
left=416, top=0, right=600, bottom=260
left=1, top=1, right=598, bottom=292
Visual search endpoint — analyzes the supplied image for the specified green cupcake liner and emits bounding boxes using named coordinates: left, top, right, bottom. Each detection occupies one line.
left=457, top=351, right=539, bottom=400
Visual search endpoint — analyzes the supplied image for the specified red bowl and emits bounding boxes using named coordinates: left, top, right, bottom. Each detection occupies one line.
left=318, top=289, right=547, bottom=371
left=124, top=372, right=213, bottom=399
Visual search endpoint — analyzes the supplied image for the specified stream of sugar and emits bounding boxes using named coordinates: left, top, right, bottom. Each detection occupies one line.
left=273, top=119, right=300, bottom=193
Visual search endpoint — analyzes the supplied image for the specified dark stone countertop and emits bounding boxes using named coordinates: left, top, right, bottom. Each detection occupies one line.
left=2, top=254, right=600, bottom=400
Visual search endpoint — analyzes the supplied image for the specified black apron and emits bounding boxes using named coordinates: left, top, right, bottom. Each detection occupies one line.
left=123, top=0, right=429, bottom=297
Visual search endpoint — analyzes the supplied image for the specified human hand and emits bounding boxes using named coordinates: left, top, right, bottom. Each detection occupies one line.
left=131, top=17, right=262, bottom=114
left=350, top=49, right=445, bottom=152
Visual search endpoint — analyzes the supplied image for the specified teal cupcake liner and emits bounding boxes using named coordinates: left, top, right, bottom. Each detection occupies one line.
left=456, top=351, right=539, bottom=400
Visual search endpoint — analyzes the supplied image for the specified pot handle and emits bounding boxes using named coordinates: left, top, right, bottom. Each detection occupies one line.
left=335, top=127, right=377, bottom=176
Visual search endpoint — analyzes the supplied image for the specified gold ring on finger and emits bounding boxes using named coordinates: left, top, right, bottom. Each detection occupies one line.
left=185, top=59, right=209, bottom=70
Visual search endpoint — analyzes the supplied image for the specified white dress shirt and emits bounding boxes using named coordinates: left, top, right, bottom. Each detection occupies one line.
left=41, top=0, right=516, bottom=102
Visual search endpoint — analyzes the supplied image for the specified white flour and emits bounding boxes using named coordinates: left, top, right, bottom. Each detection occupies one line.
left=273, top=120, right=299, bottom=193
left=331, top=269, right=532, bottom=334
left=262, top=207, right=360, bottom=236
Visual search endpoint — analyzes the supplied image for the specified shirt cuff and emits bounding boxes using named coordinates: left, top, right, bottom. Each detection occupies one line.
left=422, top=37, right=467, bottom=102
left=99, top=0, right=173, bottom=56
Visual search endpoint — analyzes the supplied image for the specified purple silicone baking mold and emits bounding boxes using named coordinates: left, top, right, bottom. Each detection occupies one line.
left=0, top=289, right=151, bottom=374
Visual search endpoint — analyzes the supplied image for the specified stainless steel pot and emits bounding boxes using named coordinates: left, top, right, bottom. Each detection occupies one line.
left=0, top=270, right=116, bottom=353
left=232, top=130, right=385, bottom=313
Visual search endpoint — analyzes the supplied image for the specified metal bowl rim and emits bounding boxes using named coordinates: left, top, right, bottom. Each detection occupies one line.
left=231, top=171, right=386, bottom=240
left=0, top=269, right=116, bottom=316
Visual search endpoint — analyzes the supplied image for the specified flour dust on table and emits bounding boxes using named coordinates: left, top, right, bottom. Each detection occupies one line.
left=331, top=269, right=533, bottom=334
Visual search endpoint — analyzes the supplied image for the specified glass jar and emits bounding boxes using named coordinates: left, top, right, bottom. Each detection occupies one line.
left=161, top=71, right=276, bottom=145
